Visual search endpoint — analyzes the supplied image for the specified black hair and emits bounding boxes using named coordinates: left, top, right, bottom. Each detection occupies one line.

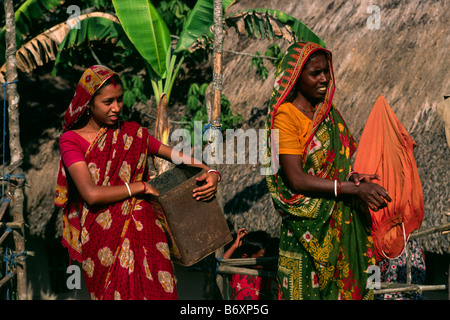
left=239, top=231, right=271, bottom=257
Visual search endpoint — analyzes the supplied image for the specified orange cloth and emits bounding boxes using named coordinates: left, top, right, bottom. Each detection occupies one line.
left=353, top=95, right=424, bottom=262
left=273, top=102, right=313, bottom=155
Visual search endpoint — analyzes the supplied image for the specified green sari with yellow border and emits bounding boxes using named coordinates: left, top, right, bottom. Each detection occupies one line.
left=265, top=42, right=375, bottom=300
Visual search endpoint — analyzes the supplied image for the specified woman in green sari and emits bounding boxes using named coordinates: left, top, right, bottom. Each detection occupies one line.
left=265, top=42, right=391, bottom=300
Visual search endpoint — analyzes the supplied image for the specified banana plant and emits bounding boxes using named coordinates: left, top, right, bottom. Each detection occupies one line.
left=51, top=13, right=131, bottom=73
left=0, top=0, right=123, bottom=80
left=111, top=0, right=235, bottom=174
left=112, top=0, right=236, bottom=105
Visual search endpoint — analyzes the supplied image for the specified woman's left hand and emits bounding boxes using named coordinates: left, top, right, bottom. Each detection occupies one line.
left=192, top=171, right=219, bottom=201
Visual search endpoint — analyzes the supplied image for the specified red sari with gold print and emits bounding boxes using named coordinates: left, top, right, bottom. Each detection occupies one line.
left=55, top=120, right=177, bottom=300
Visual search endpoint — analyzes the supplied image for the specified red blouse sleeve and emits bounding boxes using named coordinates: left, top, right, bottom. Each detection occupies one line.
left=59, top=131, right=90, bottom=168
left=148, top=133, right=161, bottom=156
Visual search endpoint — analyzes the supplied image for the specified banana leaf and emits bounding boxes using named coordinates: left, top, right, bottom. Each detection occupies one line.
left=112, top=0, right=171, bottom=78
left=0, top=0, right=64, bottom=66
left=175, top=0, right=236, bottom=53
left=52, top=15, right=132, bottom=74
left=0, top=12, right=123, bottom=82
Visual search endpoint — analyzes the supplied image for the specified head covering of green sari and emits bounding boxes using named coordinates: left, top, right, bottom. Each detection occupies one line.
left=265, top=42, right=375, bottom=300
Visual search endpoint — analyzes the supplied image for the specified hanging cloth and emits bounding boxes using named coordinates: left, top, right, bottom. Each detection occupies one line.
left=353, top=95, right=424, bottom=262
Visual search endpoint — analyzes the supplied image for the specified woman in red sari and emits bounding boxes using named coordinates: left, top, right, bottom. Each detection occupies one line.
left=54, top=65, right=220, bottom=300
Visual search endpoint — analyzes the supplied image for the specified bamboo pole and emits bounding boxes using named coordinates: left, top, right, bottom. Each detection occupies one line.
left=217, top=265, right=276, bottom=279
left=409, top=221, right=450, bottom=239
left=374, top=284, right=447, bottom=295
left=0, top=250, right=34, bottom=289
left=3, top=0, right=27, bottom=300
left=220, top=257, right=278, bottom=266
left=0, top=220, right=26, bottom=229
left=405, top=241, right=411, bottom=285
left=0, top=194, right=11, bottom=221
left=207, top=0, right=225, bottom=300
left=211, top=0, right=224, bottom=129
left=0, top=268, right=16, bottom=288
left=0, top=228, right=12, bottom=246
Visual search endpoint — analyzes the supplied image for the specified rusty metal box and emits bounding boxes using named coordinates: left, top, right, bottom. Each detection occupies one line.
left=148, top=165, right=232, bottom=266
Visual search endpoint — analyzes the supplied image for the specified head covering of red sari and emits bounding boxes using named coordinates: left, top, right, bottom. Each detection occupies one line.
left=55, top=65, right=120, bottom=210
left=55, top=65, right=121, bottom=258
left=63, top=65, right=118, bottom=130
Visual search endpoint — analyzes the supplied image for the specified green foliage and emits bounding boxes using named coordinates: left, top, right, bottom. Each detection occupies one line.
left=174, top=0, right=236, bottom=53
left=52, top=15, right=133, bottom=74
left=250, top=52, right=268, bottom=80
left=156, top=0, right=193, bottom=35
left=265, top=43, right=283, bottom=65
left=79, top=0, right=114, bottom=10
left=181, top=82, right=242, bottom=145
left=112, top=0, right=171, bottom=79
left=113, top=0, right=236, bottom=105
left=121, top=74, right=147, bottom=119
left=250, top=43, right=283, bottom=80
left=225, top=8, right=326, bottom=47
left=1, top=0, right=325, bottom=142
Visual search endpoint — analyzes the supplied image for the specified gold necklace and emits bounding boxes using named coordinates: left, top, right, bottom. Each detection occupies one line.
left=84, top=125, right=99, bottom=144
left=292, top=100, right=315, bottom=113
left=84, top=126, right=93, bottom=144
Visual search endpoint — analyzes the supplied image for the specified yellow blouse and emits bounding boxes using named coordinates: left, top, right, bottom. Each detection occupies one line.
left=273, top=102, right=313, bottom=155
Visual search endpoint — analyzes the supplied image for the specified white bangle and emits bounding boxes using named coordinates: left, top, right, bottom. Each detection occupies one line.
left=207, top=169, right=222, bottom=182
left=334, top=180, right=338, bottom=198
left=125, top=182, right=132, bottom=197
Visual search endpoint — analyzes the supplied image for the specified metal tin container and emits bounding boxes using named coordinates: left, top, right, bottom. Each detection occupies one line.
left=148, top=165, right=232, bottom=266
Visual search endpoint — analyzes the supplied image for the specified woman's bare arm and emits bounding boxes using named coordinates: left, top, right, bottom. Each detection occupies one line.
left=280, top=154, right=391, bottom=211
left=66, top=161, right=160, bottom=206
left=66, top=142, right=220, bottom=205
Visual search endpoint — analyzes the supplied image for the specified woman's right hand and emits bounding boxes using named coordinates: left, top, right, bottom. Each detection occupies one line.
left=356, top=181, right=392, bottom=212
